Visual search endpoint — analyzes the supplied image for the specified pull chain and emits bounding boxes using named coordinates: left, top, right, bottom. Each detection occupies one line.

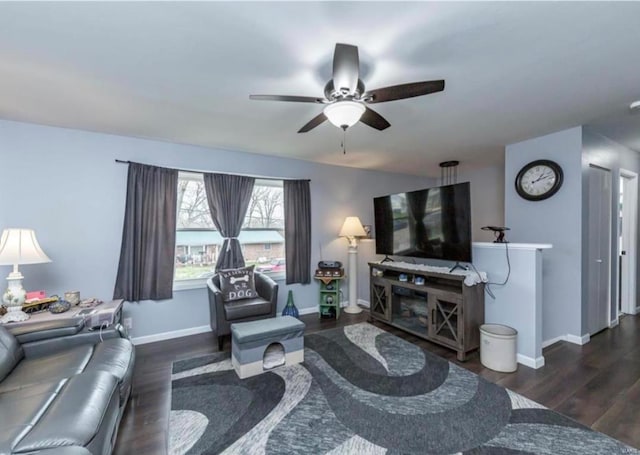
left=341, top=126, right=347, bottom=154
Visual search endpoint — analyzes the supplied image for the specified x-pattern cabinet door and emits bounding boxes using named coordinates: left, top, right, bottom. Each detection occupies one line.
left=428, top=293, right=463, bottom=350
left=370, top=278, right=391, bottom=321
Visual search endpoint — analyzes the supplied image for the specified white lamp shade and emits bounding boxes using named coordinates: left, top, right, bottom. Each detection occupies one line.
left=0, top=229, right=51, bottom=265
left=323, top=101, right=366, bottom=128
left=339, top=216, right=367, bottom=238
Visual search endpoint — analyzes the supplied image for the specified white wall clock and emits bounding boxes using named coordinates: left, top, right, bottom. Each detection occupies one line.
left=515, top=159, right=564, bottom=201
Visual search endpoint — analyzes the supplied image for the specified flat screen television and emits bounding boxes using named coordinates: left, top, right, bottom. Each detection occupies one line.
left=373, top=182, right=472, bottom=262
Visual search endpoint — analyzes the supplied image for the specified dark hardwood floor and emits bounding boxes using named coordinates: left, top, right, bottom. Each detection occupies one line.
left=114, top=312, right=640, bottom=454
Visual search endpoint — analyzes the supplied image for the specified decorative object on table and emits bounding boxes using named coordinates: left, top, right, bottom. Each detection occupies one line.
left=23, top=296, right=59, bottom=313
left=362, top=224, right=372, bottom=239
left=515, top=159, right=564, bottom=201
left=48, top=299, right=71, bottom=314
left=218, top=265, right=258, bottom=302
left=79, top=297, right=104, bottom=308
left=339, top=216, right=368, bottom=314
left=0, top=228, right=52, bottom=323
left=64, top=291, right=81, bottom=305
left=281, top=290, right=299, bottom=318
left=481, top=226, right=511, bottom=243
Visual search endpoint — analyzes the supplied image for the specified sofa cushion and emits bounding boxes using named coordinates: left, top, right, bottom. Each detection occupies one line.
left=0, top=380, right=68, bottom=454
left=0, top=344, right=93, bottom=394
left=13, top=371, right=119, bottom=454
left=219, top=265, right=258, bottom=302
left=224, top=297, right=272, bottom=320
left=0, top=325, right=24, bottom=382
left=83, top=338, right=135, bottom=404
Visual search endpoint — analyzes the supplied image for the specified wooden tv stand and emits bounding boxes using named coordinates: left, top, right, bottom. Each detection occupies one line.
left=368, top=262, right=484, bottom=361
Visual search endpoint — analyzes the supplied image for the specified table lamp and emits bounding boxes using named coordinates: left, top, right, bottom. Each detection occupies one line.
left=0, top=228, right=51, bottom=323
left=339, top=216, right=367, bottom=314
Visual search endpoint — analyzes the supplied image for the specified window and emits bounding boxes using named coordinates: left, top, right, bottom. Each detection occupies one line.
left=174, top=173, right=286, bottom=287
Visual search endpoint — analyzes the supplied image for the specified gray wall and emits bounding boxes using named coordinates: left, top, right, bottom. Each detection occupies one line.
left=0, top=119, right=430, bottom=339
left=505, top=127, right=584, bottom=340
left=457, top=165, right=505, bottom=242
left=582, top=127, right=640, bottom=330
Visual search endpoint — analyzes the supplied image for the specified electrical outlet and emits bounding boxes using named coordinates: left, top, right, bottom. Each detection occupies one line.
left=123, top=317, right=132, bottom=329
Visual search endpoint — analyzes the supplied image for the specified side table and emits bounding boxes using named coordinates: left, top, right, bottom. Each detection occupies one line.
left=6, top=299, right=124, bottom=330
left=315, top=275, right=344, bottom=319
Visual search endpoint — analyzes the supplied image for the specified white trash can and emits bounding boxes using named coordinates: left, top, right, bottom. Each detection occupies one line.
left=479, top=324, right=518, bottom=373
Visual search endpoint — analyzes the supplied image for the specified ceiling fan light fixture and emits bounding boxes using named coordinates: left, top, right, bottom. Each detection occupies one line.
left=323, top=101, right=366, bottom=129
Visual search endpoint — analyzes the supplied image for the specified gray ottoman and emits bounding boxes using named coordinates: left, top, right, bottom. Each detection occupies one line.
left=231, top=316, right=305, bottom=379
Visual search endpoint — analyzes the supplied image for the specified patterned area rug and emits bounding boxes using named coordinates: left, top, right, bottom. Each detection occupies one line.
left=170, top=322, right=639, bottom=454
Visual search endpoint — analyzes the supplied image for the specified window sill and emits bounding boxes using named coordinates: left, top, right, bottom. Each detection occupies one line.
left=173, top=279, right=209, bottom=292
left=173, top=272, right=286, bottom=292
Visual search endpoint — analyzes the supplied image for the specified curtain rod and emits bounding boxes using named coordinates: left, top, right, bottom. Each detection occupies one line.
left=114, top=159, right=310, bottom=182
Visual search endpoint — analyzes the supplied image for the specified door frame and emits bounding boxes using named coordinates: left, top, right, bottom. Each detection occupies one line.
left=587, top=164, right=613, bottom=335
left=618, top=169, right=638, bottom=317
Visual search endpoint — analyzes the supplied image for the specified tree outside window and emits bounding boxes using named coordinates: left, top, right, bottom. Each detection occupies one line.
left=174, top=173, right=285, bottom=283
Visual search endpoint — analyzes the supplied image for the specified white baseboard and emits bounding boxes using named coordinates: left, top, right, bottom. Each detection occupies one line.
left=132, top=325, right=211, bottom=345
left=566, top=333, right=590, bottom=345
left=517, top=354, right=545, bottom=369
left=341, top=299, right=370, bottom=308
left=609, top=318, right=620, bottom=328
left=297, top=306, right=319, bottom=316
left=541, top=335, right=565, bottom=348
left=542, top=333, right=590, bottom=349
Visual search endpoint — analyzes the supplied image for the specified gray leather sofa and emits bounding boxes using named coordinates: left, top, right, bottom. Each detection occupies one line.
left=0, top=318, right=135, bottom=455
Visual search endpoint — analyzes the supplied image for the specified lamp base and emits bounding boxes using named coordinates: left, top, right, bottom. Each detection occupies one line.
left=0, top=307, right=29, bottom=323
left=343, top=304, right=363, bottom=314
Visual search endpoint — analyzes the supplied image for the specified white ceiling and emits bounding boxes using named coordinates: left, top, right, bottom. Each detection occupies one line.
left=0, top=2, right=639, bottom=177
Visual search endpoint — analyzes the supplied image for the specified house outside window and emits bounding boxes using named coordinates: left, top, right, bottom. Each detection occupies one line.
left=174, top=172, right=286, bottom=288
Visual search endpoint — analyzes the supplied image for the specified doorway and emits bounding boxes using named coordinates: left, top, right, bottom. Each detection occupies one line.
left=587, top=164, right=612, bottom=335
left=618, top=170, right=638, bottom=317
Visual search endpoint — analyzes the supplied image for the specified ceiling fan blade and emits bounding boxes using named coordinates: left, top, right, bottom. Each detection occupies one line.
left=298, top=113, right=327, bottom=133
left=250, top=94, right=323, bottom=103
left=364, top=80, right=445, bottom=104
left=332, top=43, right=359, bottom=94
left=360, top=107, right=391, bottom=131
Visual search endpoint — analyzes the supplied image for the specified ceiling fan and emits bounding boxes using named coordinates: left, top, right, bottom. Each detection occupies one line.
left=250, top=43, right=445, bottom=133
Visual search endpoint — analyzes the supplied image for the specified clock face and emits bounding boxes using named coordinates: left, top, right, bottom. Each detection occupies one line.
left=515, top=160, right=563, bottom=201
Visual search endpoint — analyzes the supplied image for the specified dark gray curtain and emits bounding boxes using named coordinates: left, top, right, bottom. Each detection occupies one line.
left=283, top=180, right=311, bottom=284
left=114, top=163, right=178, bottom=301
left=203, top=173, right=255, bottom=271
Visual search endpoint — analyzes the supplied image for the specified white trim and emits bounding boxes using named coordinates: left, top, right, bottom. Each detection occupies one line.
left=542, top=333, right=590, bottom=348
left=541, top=335, right=566, bottom=348
left=472, top=242, right=553, bottom=250
left=566, top=333, right=590, bottom=345
left=173, top=279, right=208, bottom=291
left=340, top=299, right=370, bottom=309
left=132, top=325, right=211, bottom=345
left=633, top=306, right=640, bottom=316
left=297, top=306, right=319, bottom=316
left=517, top=354, right=545, bottom=369
left=619, top=169, right=638, bottom=318
left=609, top=318, right=620, bottom=328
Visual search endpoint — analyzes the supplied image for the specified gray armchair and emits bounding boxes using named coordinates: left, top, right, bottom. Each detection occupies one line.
left=207, top=272, right=278, bottom=350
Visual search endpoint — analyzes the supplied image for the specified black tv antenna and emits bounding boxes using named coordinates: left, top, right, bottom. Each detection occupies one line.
left=481, top=226, right=510, bottom=243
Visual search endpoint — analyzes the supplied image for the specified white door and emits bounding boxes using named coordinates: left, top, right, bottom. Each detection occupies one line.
left=587, top=165, right=612, bottom=335
left=619, top=170, right=638, bottom=316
